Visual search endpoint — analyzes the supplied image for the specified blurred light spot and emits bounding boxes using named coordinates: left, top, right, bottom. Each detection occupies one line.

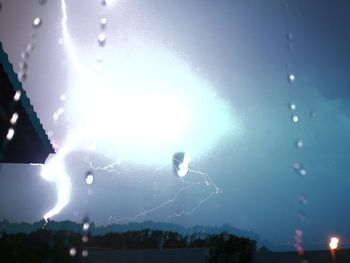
left=21, top=51, right=29, bottom=60
left=102, top=0, right=113, bottom=6
left=172, top=152, right=190, bottom=177
left=96, top=53, right=104, bottom=62
left=297, top=210, right=306, bottom=222
left=32, top=17, right=42, bottom=29
left=60, top=94, right=67, bottom=101
left=26, top=43, right=35, bottom=52
left=10, top=112, right=19, bottom=125
left=100, top=17, right=107, bottom=29
left=69, top=247, right=76, bottom=257
left=295, top=138, right=303, bottom=149
left=6, top=128, right=15, bottom=140
left=82, top=249, right=88, bottom=257
left=289, top=103, right=296, bottom=111
left=18, top=71, right=26, bottom=82
left=13, top=91, right=21, bottom=101
left=85, top=171, right=94, bottom=185
left=288, top=74, right=295, bottom=83
left=47, top=130, right=54, bottom=138
left=299, top=194, right=308, bottom=205
left=98, top=33, right=107, bottom=46
left=286, top=32, right=293, bottom=40
left=82, top=236, right=88, bottom=243
left=293, top=162, right=306, bottom=176
left=82, top=222, right=90, bottom=232
left=19, top=61, right=28, bottom=70
left=329, top=237, right=339, bottom=250
left=292, top=115, right=299, bottom=123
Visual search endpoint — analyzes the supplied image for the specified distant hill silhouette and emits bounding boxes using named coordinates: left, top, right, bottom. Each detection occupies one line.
left=0, top=221, right=257, bottom=263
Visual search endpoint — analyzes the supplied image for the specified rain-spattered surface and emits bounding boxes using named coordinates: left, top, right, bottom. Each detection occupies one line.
left=0, top=0, right=350, bottom=252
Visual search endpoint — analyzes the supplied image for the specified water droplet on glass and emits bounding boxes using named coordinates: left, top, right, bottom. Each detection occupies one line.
left=286, top=32, right=293, bottom=41
left=69, top=247, right=76, bottom=257
left=293, top=162, right=306, bottom=176
left=85, top=171, right=94, bottom=185
left=60, top=94, right=66, bottom=101
left=18, top=71, right=26, bottom=82
left=289, top=103, right=296, bottom=111
left=82, top=249, right=88, bottom=257
left=0, top=2, right=2, bottom=11
left=21, top=51, right=29, bottom=60
left=102, top=0, right=110, bottom=6
left=295, top=138, right=303, bottom=149
left=292, top=115, right=299, bottom=123
left=299, top=194, right=308, bottom=205
left=47, top=130, right=53, bottom=138
left=32, top=17, right=42, bottom=29
left=288, top=74, right=295, bottom=83
left=19, top=61, right=28, bottom=70
left=96, top=53, right=104, bottom=62
left=6, top=128, right=15, bottom=140
left=10, top=112, right=19, bottom=125
left=13, top=91, right=21, bottom=101
left=98, top=33, right=107, bottom=46
left=100, top=17, right=107, bottom=29
left=39, top=0, right=47, bottom=5
left=26, top=43, right=35, bottom=52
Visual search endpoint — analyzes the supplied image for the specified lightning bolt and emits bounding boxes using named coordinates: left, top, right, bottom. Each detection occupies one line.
left=41, top=0, right=224, bottom=224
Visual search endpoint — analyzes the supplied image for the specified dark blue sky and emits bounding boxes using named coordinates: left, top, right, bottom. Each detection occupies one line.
left=1, top=0, right=350, bottom=251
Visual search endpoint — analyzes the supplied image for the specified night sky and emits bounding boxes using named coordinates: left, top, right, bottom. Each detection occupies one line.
left=1, top=0, right=350, bottom=251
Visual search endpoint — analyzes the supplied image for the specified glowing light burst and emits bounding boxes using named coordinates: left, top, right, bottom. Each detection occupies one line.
left=42, top=0, right=241, bottom=222
left=329, top=237, right=339, bottom=250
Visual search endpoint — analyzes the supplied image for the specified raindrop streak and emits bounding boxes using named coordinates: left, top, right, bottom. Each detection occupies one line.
left=293, top=162, right=306, bottom=176
left=18, top=71, right=26, bottom=82
left=69, top=247, right=76, bottom=257
left=0, top=2, right=2, bottom=11
left=82, top=222, right=90, bottom=232
left=299, top=194, right=308, bottom=205
left=10, top=113, right=19, bottom=125
left=85, top=171, right=94, bottom=185
left=289, top=103, right=296, bottom=111
left=19, top=61, right=28, bottom=70
left=297, top=210, right=306, bottom=222
left=96, top=53, right=104, bottom=62
left=32, top=17, right=42, bottom=29
left=26, top=43, right=35, bottom=52
left=295, top=138, right=303, bottom=149
left=288, top=74, right=295, bottom=83
left=98, top=33, right=107, bottom=46
left=21, top=51, right=29, bottom=60
left=292, top=115, right=299, bottom=123
left=13, top=91, right=21, bottom=101
left=100, top=17, right=107, bottom=29
left=82, top=236, right=88, bottom=243
left=286, top=32, right=293, bottom=40
left=6, top=128, right=15, bottom=140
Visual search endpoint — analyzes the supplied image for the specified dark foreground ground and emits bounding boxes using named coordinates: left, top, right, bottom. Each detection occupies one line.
left=253, top=249, right=350, bottom=263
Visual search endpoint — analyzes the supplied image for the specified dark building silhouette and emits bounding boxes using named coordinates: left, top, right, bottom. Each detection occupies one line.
left=0, top=42, right=54, bottom=163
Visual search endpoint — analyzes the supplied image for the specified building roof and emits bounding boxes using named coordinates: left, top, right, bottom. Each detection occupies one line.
left=0, top=42, right=54, bottom=164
